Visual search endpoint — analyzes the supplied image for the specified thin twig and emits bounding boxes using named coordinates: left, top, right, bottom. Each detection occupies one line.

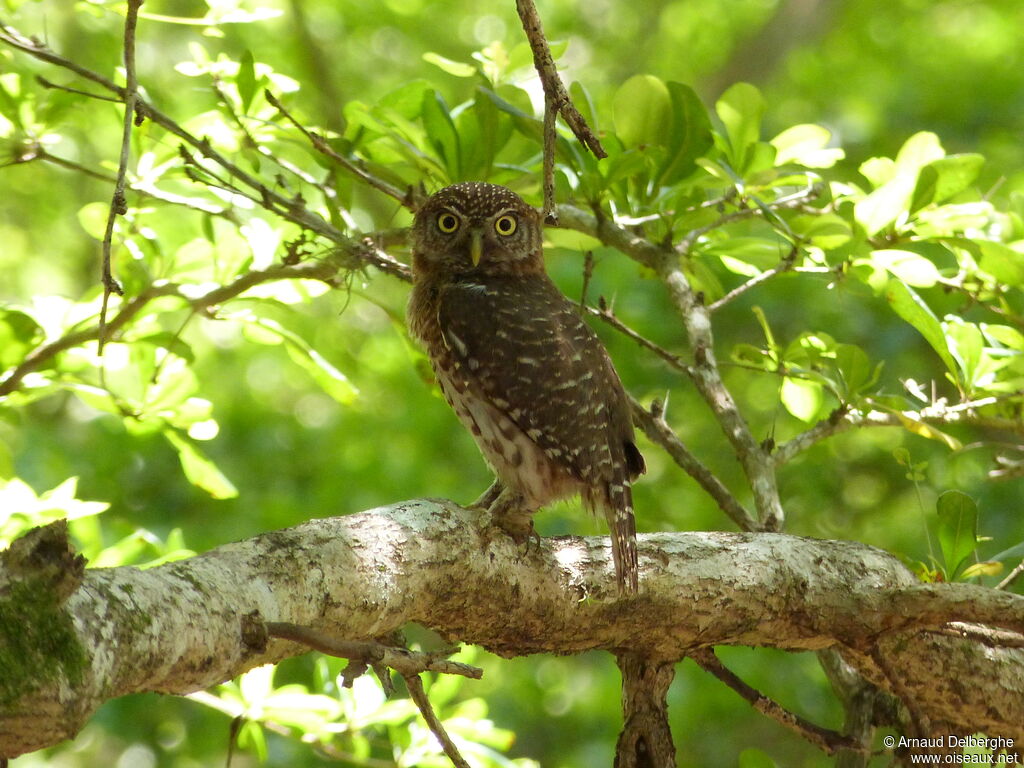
left=265, top=622, right=476, bottom=768
left=265, top=623, right=483, bottom=680
left=629, top=395, right=760, bottom=532
left=996, top=561, right=1024, bottom=591
left=585, top=303, right=691, bottom=376
left=404, top=674, right=473, bottom=768
left=692, top=648, right=865, bottom=756
left=0, top=21, right=411, bottom=282
left=35, top=74, right=120, bottom=102
left=676, top=187, right=821, bottom=256
left=515, top=0, right=606, bottom=220
left=0, top=259, right=350, bottom=397
left=264, top=89, right=411, bottom=208
left=773, top=402, right=1024, bottom=467
left=931, top=621, right=1024, bottom=648
left=98, top=0, right=144, bottom=350
left=707, top=250, right=830, bottom=313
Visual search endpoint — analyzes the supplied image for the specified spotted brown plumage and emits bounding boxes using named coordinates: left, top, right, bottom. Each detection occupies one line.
left=408, top=182, right=645, bottom=593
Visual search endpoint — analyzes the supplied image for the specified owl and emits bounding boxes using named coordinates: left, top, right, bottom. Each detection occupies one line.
left=407, top=182, right=645, bottom=593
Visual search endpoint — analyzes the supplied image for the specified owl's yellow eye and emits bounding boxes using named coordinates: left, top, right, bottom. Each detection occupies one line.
left=494, top=214, right=517, bottom=236
left=437, top=212, right=460, bottom=233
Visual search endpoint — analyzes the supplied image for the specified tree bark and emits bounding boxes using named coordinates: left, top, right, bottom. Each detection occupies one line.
left=2, top=500, right=1024, bottom=759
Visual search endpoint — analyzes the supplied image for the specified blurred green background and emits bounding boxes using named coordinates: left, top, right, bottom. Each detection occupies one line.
left=2, top=0, right=1023, bottom=766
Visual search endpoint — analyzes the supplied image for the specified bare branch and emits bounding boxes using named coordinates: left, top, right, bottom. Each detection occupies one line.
left=0, top=20, right=411, bottom=282
left=557, top=203, right=786, bottom=529
left=264, top=622, right=483, bottom=679
left=692, top=648, right=865, bottom=756
left=264, top=89, right=413, bottom=208
left=97, top=0, right=144, bottom=348
left=997, top=561, right=1024, bottom=592
left=773, top=403, right=1024, bottom=467
left=0, top=259, right=352, bottom=398
left=515, top=0, right=606, bottom=220
left=628, top=395, right=760, bottom=532
left=404, top=674, right=473, bottom=768
left=5, top=505, right=1024, bottom=758
left=585, top=303, right=692, bottom=376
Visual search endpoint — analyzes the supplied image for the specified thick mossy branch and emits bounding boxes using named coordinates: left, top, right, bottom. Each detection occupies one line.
left=1, top=503, right=1023, bottom=758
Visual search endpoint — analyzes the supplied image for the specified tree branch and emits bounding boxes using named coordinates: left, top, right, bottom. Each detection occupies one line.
left=3, top=502, right=1024, bottom=758
left=692, top=648, right=864, bottom=755
left=0, top=20, right=409, bottom=282
left=97, top=0, right=143, bottom=348
left=556, top=204, right=784, bottom=531
left=516, top=0, right=606, bottom=220
left=773, top=402, right=1024, bottom=466
left=628, top=395, right=759, bottom=532
left=0, top=258, right=370, bottom=398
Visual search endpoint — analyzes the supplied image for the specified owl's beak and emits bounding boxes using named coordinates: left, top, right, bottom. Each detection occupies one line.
left=469, top=229, right=484, bottom=266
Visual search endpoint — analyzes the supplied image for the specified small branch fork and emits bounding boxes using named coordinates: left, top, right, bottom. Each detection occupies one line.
left=0, top=20, right=409, bottom=283
left=262, top=621, right=480, bottom=768
left=515, top=0, right=606, bottom=221
left=97, top=0, right=144, bottom=349
left=692, top=649, right=866, bottom=756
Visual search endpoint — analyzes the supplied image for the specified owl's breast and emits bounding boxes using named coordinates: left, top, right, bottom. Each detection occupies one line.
left=434, top=365, right=580, bottom=507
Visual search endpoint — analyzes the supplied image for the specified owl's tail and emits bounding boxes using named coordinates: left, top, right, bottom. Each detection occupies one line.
left=605, top=481, right=639, bottom=594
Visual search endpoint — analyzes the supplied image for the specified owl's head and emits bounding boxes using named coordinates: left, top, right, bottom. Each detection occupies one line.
left=411, top=182, right=543, bottom=277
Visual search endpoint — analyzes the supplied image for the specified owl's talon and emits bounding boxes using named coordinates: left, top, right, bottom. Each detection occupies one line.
left=468, top=479, right=504, bottom=511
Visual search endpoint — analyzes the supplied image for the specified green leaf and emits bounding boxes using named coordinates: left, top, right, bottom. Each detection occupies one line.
left=859, top=156, right=896, bottom=188
left=959, top=561, right=1001, bottom=580
left=0, top=309, right=44, bottom=368
left=612, top=74, right=670, bottom=148
left=910, top=154, right=984, bottom=210
left=781, top=377, right=823, bottom=422
left=943, top=317, right=984, bottom=388
left=869, top=249, right=941, bottom=287
left=855, top=132, right=946, bottom=234
left=738, top=748, right=779, bottom=768
left=658, top=81, right=712, bottom=183
left=834, top=343, right=881, bottom=397
left=569, top=80, right=598, bottom=136
left=989, top=539, right=1024, bottom=563
left=422, top=52, right=476, bottom=78
left=421, top=90, right=460, bottom=178
left=789, top=213, right=852, bottom=250
left=239, top=313, right=358, bottom=404
left=936, top=490, right=979, bottom=578
left=236, top=50, right=257, bottom=113
left=715, top=82, right=765, bottom=171
left=164, top=430, right=238, bottom=499
left=977, top=241, right=1024, bottom=287
left=770, top=124, right=844, bottom=169
left=884, top=279, right=958, bottom=375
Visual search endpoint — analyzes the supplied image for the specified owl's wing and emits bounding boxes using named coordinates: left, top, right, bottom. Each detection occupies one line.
left=437, top=275, right=641, bottom=487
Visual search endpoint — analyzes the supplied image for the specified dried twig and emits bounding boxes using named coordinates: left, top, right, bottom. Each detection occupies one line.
left=585, top=302, right=691, bottom=376
left=629, top=395, right=760, bottom=532
left=264, top=89, right=412, bottom=208
left=97, top=0, right=144, bottom=349
left=932, top=621, right=1024, bottom=648
left=515, top=0, right=606, bottom=221
left=0, top=21, right=410, bottom=282
left=997, top=561, right=1024, bottom=591
left=266, top=622, right=478, bottom=768
left=692, top=648, right=865, bottom=756
left=773, top=402, right=1024, bottom=467
left=265, top=622, right=483, bottom=680
left=0, top=259, right=354, bottom=397
left=404, top=673, right=473, bottom=768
